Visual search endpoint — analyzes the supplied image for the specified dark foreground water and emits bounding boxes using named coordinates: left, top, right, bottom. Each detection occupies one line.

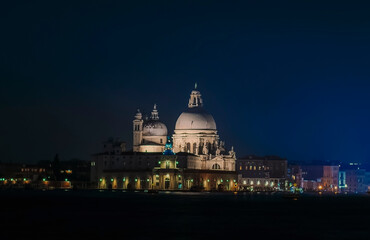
left=0, top=190, right=369, bottom=240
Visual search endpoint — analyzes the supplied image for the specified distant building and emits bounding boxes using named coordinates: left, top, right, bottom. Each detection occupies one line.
left=91, top=86, right=237, bottom=191
left=287, top=164, right=303, bottom=189
left=322, top=166, right=339, bottom=190
left=339, top=170, right=346, bottom=191
left=337, top=162, right=369, bottom=193
left=0, top=163, right=48, bottom=189
left=344, top=169, right=366, bottom=193
left=0, top=159, right=90, bottom=190
left=236, top=155, right=287, bottom=191
left=301, top=165, right=339, bottom=192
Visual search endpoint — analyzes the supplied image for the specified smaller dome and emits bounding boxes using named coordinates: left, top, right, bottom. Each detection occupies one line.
left=143, top=120, right=168, bottom=136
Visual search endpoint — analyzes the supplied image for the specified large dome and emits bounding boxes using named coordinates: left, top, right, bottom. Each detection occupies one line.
left=143, top=120, right=168, bottom=136
left=175, top=107, right=217, bottom=130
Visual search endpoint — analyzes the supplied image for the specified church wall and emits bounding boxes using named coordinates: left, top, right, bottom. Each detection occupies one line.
left=139, top=145, right=165, bottom=153
left=142, top=135, right=166, bottom=145
left=179, top=170, right=237, bottom=191
left=91, top=150, right=237, bottom=191
left=173, top=130, right=219, bottom=154
left=97, top=171, right=153, bottom=190
left=96, top=170, right=237, bottom=191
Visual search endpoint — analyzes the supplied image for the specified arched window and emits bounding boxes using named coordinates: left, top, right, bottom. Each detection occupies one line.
left=193, top=143, right=197, bottom=154
left=186, top=143, right=190, bottom=152
left=212, top=164, right=221, bottom=170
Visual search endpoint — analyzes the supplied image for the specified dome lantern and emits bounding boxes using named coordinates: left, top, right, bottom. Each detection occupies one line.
left=134, top=109, right=142, bottom=120
left=142, top=104, right=168, bottom=136
left=175, top=86, right=216, bottom=130
left=150, top=104, right=159, bottom=120
left=188, top=83, right=203, bottom=108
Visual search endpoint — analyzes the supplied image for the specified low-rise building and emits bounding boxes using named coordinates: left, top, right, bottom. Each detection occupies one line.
left=0, top=158, right=90, bottom=190
left=301, top=165, right=339, bottom=192
left=236, top=155, right=287, bottom=191
left=338, top=162, right=369, bottom=193
left=91, top=139, right=237, bottom=191
left=287, top=164, right=303, bottom=189
left=345, top=169, right=367, bottom=193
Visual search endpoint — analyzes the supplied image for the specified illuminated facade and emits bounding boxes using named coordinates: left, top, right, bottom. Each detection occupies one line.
left=172, top=86, right=236, bottom=171
left=91, top=85, right=237, bottom=191
left=0, top=160, right=90, bottom=190
left=91, top=138, right=237, bottom=191
left=133, top=104, right=168, bottom=153
left=237, top=155, right=288, bottom=191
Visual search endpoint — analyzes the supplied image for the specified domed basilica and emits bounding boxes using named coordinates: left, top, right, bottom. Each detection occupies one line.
left=133, top=85, right=236, bottom=171
left=91, top=85, right=237, bottom=191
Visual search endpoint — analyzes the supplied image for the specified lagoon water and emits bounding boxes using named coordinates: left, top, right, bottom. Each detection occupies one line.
left=0, top=190, right=369, bottom=240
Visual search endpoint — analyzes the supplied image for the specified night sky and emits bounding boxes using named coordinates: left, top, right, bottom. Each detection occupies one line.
left=1, top=1, right=370, bottom=163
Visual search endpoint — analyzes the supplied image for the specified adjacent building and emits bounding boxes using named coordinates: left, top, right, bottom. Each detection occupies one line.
left=287, top=164, right=303, bottom=189
left=301, top=165, right=339, bottom=192
left=0, top=158, right=90, bottom=189
left=338, top=163, right=369, bottom=193
left=236, top=155, right=287, bottom=191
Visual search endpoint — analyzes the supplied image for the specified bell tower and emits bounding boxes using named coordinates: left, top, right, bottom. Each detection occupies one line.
left=133, top=109, right=143, bottom=152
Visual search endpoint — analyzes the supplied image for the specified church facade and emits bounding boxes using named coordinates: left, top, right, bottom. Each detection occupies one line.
left=91, top=86, right=237, bottom=191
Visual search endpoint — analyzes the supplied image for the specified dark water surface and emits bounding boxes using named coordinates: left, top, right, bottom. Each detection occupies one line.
left=0, top=190, right=369, bottom=240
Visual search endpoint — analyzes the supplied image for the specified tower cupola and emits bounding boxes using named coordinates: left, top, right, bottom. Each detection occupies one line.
left=188, top=83, right=203, bottom=108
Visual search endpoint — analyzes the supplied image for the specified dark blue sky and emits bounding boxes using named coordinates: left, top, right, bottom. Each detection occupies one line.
left=1, top=1, right=370, bottom=163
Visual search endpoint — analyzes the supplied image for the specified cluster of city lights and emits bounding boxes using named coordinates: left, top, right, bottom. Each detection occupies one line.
left=97, top=177, right=237, bottom=186
left=0, top=178, right=69, bottom=183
